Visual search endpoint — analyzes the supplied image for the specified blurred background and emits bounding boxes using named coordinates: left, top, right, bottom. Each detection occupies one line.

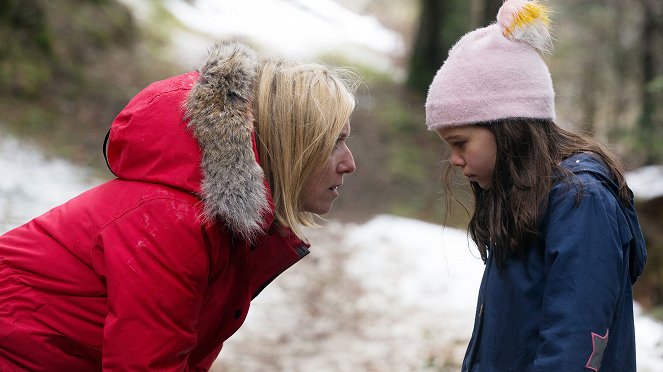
left=1, top=0, right=663, bottom=368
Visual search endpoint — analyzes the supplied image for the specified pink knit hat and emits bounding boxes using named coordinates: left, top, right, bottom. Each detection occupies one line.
left=425, top=0, right=555, bottom=130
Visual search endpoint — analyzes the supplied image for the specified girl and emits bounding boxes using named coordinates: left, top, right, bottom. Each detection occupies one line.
left=425, top=1, right=647, bottom=371
left=0, top=41, right=357, bottom=370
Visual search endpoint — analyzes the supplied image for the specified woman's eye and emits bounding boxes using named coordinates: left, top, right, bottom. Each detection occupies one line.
left=334, top=137, right=347, bottom=151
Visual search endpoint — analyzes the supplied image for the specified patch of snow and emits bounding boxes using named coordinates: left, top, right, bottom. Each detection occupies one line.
left=635, top=303, right=663, bottom=371
left=215, top=215, right=663, bottom=371
left=0, top=136, right=99, bottom=234
left=627, top=165, right=663, bottom=201
left=120, top=0, right=404, bottom=74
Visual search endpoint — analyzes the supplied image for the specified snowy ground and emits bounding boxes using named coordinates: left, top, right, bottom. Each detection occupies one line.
left=626, top=165, right=663, bottom=202
left=119, top=0, right=405, bottom=75
left=0, top=136, right=99, bottom=234
left=2, top=134, right=663, bottom=370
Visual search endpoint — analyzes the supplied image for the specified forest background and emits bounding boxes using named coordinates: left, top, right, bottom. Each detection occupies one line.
left=1, top=0, right=663, bottom=311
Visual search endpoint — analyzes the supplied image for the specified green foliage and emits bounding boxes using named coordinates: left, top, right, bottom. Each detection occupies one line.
left=18, top=106, right=53, bottom=134
left=379, top=95, right=428, bottom=182
left=0, top=0, right=136, bottom=97
left=0, top=0, right=51, bottom=96
left=371, top=88, right=447, bottom=220
left=0, top=0, right=52, bottom=52
left=0, top=0, right=180, bottom=168
left=0, top=48, right=53, bottom=97
left=648, top=75, right=663, bottom=93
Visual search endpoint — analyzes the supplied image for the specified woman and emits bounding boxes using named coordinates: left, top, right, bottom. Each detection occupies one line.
left=0, top=41, right=357, bottom=370
left=426, top=1, right=646, bottom=371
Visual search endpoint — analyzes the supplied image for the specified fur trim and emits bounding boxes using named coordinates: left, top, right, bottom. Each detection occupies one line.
left=185, top=41, right=269, bottom=242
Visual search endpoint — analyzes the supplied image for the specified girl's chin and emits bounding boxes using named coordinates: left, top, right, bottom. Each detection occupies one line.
left=473, top=180, right=490, bottom=189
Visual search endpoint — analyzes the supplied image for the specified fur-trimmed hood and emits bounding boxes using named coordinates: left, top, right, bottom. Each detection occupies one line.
left=106, top=42, right=271, bottom=240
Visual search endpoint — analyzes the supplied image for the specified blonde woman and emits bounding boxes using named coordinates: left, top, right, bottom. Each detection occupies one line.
left=0, top=41, right=357, bottom=370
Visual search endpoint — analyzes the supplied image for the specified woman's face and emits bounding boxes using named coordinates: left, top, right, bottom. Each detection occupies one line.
left=437, top=125, right=497, bottom=189
left=302, top=122, right=356, bottom=214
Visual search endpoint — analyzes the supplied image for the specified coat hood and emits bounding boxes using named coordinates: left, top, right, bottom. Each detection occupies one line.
left=561, top=153, right=647, bottom=283
left=106, top=42, right=272, bottom=241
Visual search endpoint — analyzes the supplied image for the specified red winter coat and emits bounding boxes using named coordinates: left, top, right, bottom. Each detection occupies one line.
left=0, top=42, right=309, bottom=371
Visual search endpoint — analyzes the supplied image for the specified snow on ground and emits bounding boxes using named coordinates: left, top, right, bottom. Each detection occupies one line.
left=0, top=136, right=99, bottom=234
left=215, top=215, right=663, bottom=371
left=214, top=217, right=485, bottom=371
left=118, top=0, right=405, bottom=74
left=2, top=134, right=663, bottom=370
left=626, top=165, right=663, bottom=201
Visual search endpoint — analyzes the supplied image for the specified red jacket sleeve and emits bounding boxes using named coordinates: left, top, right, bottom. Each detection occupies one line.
left=96, top=198, right=210, bottom=371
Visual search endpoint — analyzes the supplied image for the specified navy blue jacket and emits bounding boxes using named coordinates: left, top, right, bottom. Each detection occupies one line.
left=462, top=153, right=647, bottom=372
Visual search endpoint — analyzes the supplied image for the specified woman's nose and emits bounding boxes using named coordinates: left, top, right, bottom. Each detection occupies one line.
left=337, top=146, right=356, bottom=174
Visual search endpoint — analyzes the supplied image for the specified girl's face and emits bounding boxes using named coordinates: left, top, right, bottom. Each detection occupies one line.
left=437, top=125, right=497, bottom=189
left=301, top=122, right=356, bottom=214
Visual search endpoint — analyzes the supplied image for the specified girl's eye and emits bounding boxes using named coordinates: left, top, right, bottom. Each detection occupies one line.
left=452, top=141, right=466, bottom=149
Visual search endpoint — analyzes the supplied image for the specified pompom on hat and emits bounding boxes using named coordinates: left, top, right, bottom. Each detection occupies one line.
left=425, top=0, right=555, bottom=130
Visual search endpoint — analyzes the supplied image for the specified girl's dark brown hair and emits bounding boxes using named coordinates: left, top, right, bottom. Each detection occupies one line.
left=444, top=118, right=629, bottom=266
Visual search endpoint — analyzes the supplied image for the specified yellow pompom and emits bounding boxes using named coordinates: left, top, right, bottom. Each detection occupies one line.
left=497, top=0, right=553, bottom=53
left=503, top=1, right=550, bottom=38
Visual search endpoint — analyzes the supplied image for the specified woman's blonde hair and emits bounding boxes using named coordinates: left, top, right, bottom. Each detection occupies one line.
left=253, top=58, right=358, bottom=238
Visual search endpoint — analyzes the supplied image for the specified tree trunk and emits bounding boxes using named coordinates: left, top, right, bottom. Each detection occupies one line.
left=638, top=0, right=661, bottom=164
left=407, top=0, right=471, bottom=94
left=406, top=0, right=443, bottom=93
left=610, top=0, right=633, bottom=136
left=482, top=0, right=502, bottom=26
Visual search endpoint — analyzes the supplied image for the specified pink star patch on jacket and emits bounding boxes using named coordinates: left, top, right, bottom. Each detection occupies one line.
left=586, top=329, right=609, bottom=371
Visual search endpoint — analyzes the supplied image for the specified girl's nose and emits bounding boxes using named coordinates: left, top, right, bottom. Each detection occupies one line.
left=449, top=151, right=464, bottom=167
